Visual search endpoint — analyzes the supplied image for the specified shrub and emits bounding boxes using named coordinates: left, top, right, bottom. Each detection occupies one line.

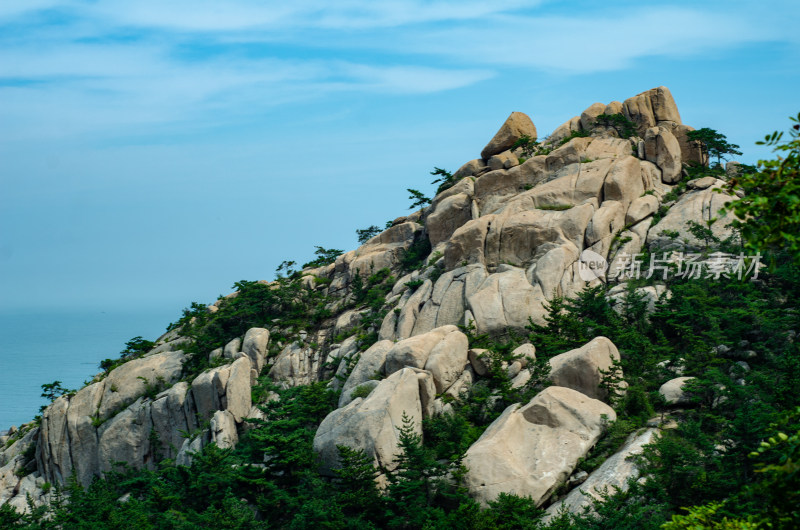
left=559, top=129, right=590, bottom=145
left=593, top=113, right=638, bottom=139
left=350, top=384, right=374, bottom=400
left=356, top=225, right=381, bottom=244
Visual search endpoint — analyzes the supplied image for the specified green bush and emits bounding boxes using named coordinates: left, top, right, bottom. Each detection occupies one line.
left=593, top=113, right=638, bottom=139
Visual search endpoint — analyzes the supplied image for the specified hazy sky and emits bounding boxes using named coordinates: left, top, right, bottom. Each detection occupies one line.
left=1, top=0, right=798, bottom=316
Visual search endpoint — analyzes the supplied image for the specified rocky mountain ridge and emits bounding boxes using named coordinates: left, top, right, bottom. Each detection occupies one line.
left=0, top=86, right=743, bottom=516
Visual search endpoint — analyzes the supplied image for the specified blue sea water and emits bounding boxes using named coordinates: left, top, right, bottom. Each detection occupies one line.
left=0, top=307, right=176, bottom=430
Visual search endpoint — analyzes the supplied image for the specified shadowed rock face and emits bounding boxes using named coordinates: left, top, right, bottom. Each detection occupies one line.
left=543, top=428, right=659, bottom=521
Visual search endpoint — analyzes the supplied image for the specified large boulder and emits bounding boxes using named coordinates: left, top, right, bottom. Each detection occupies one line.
left=225, top=356, right=253, bottom=422
left=453, top=159, right=486, bottom=179
left=384, top=326, right=469, bottom=393
left=585, top=201, right=626, bottom=260
left=544, top=428, right=659, bottom=520
left=412, top=264, right=488, bottom=336
left=339, top=340, right=394, bottom=408
left=445, top=202, right=595, bottom=270
left=313, top=367, right=436, bottom=474
left=549, top=116, right=582, bottom=145
left=603, top=156, right=645, bottom=209
left=626, top=195, right=659, bottom=225
left=96, top=397, right=153, bottom=475
left=474, top=159, right=547, bottom=215
left=644, top=126, right=682, bottom=184
left=210, top=410, right=238, bottom=449
left=580, top=102, right=607, bottom=132
left=659, top=376, right=696, bottom=406
left=481, top=112, right=537, bottom=160
left=622, top=86, right=682, bottom=135
left=150, top=382, right=193, bottom=460
left=463, top=386, right=615, bottom=506
left=548, top=337, right=623, bottom=401
left=242, top=327, right=270, bottom=373
left=191, top=366, right=229, bottom=421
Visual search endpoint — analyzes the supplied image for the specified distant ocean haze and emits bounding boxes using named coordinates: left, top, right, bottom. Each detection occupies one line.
left=0, top=306, right=176, bottom=429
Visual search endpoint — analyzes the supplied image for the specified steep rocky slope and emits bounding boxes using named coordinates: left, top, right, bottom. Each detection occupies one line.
left=0, top=86, right=744, bottom=515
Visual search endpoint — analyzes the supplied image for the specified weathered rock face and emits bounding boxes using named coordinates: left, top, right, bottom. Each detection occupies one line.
left=314, top=367, right=436, bottom=474
left=644, top=126, right=683, bottom=184
left=548, top=337, right=623, bottom=401
left=98, top=350, right=186, bottom=421
left=242, top=327, right=270, bottom=373
left=339, top=340, right=394, bottom=408
left=463, top=386, right=615, bottom=506
left=327, top=221, right=424, bottom=296
left=481, top=111, right=537, bottom=160
left=384, top=325, right=469, bottom=393
left=269, top=340, right=327, bottom=387
left=427, top=190, right=474, bottom=248
left=0, top=425, right=47, bottom=513
left=622, top=86, right=682, bottom=135
left=468, top=266, right=548, bottom=333
left=544, top=428, right=659, bottom=520
left=36, top=328, right=269, bottom=487
left=647, top=180, right=736, bottom=250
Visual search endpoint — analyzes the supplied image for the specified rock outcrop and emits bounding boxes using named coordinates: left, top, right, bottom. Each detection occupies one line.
left=34, top=327, right=270, bottom=488
left=9, top=85, right=739, bottom=515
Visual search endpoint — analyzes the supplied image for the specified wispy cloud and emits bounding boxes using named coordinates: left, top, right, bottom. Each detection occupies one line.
left=84, top=1, right=541, bottom=31
left=0, top=0, right=797, bottom=142
left=385, top=6, right=775, bottom=73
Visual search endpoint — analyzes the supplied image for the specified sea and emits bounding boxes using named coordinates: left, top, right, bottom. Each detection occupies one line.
left=0, top=306, right=176, bottom=431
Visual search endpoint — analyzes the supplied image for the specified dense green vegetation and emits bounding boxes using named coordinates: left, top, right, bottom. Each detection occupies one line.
left=5, top=256, right=798, bottom=528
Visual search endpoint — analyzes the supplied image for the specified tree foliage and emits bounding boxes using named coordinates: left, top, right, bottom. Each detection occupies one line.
left=723, top=112, right=800, bottom=264
left=303, top=246, right=344, bottom=269
left=687, top=127, right=742, bottom=166
left=356, top=225, right=382, bottom=244
left=406, top=188, right=431, bottom=210
left=593, top=113, right=637, bottom=139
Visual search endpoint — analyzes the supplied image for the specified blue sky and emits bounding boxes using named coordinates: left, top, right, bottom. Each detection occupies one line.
left=1, top=0, right=798, bottom=317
